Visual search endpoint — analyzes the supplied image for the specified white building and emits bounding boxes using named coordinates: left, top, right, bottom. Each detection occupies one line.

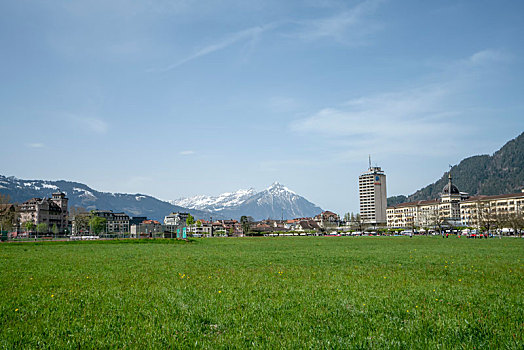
left=164, top=212, right=189, bottom=226
left=359, top=164, right=387, bottom=226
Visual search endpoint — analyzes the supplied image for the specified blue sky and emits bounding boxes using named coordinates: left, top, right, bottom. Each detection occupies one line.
left=1, top=0, right=523, bottom=215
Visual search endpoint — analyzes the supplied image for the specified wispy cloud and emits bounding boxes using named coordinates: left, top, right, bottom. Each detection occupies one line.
left=289, top=0, right=384, bottom=43
left=291, top=83, right=465, bottom=159
left=179, top=150, right=195, bottom=155
left=26, top=143, right=45, bottom=148
left=152, top=23, right=277, bottom=72
left=71, top=116, right=109, bottom=134
left=151, top=0, right=384, bottom=72
left=291, top=48, right=515, bottom=160
left=468, top=49, right=512, bottom=65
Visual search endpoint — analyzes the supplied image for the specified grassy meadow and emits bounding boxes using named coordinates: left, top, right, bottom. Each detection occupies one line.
left=0, top=236, right=523, bottom=348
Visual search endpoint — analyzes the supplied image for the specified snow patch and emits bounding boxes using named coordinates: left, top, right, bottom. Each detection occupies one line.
left=42, top=183, right=58, bottom=190
left=172, top=188, right=257, bottom=210
left=73, top=187, right=96, bottom=198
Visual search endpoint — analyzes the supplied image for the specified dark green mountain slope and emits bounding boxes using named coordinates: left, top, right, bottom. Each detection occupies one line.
left=388, top=132, right=524, bottom=205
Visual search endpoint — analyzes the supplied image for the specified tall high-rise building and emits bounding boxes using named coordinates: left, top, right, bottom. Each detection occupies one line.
left=359, top=161, right=387, bottom=226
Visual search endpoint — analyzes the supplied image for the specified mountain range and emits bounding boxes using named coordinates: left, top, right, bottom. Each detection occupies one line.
left=0, top=176, right=216, bottom=221
left=387, top=131, right=524, bottom=206
left=0, top=176, right=323, bottom=221
left=173, top=183, right=323, bottom=220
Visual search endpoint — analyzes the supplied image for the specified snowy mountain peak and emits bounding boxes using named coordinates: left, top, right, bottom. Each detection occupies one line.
left=170, top=182, right=320, bottom=220
left=266, top=182, right=296, bottom=195
left=171, top=188, right=257, bottom=211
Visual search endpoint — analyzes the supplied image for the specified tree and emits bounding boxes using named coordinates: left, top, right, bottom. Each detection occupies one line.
left=350, top=213, right=364, bottom=231
left=240, top=216, right=253, bottom=236
left=186, top=214, right=195, bottom=226
left=0, top=194, right=18, bottom=231
left=70, top=207, right=90, bottom=235
left=23, top=221, right=35, bottom=232
left=196, top=220, right=202, bottom=227
left=36, top=223, right=48, bottom=234
left=0, top=194, right=11, bottom=205
left=428, top=206, right=446, bottom=235
left=52, top=224, right=59, bottom=235
left=89, top=216, right=107, bottom=234
left=476, top=200, right=496, bottom=237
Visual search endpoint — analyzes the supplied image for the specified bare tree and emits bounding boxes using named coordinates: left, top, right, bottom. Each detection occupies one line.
left=0, top=194, right=18, bottom=231
left=476, top=200, right=497, bottom=237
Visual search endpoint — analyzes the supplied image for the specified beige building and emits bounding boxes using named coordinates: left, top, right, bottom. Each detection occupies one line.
left=359, top=165, right=387, bottom=226
left=19, top=191, right=68, bottom=232
left=460, top=192, right=524, bottom=228
left=387, top=199, right=439, bottom=229
left=91, top=210, right=130, bottom=233
left=387, top=173, right=524, bottom=230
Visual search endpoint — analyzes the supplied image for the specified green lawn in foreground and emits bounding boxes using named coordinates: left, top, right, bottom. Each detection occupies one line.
left=0, top=237, right=523, bottom=348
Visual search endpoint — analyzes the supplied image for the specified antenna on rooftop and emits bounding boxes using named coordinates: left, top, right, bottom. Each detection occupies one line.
left=368, top=155, right=372, bottom=169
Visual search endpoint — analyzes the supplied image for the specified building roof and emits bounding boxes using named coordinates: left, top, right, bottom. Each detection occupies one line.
left=299, top=220, right=320, bottom=230
left=461, top=192, right=524, bottom=203
left=387, top=199, right=439, bottom=210
left=0, top=203, right=15, bottom=212
left=442, top=183, right=460, bottom=195
left=143, top=219, right=161, bottom=225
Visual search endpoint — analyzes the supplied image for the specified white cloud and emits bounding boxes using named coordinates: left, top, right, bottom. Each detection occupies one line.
left=179, top=150, right=195, bottom=155
left=26, top=143, right=45, bottom=148
left=289, top=0, right=384, bottom=43
left=151, top=0, right=384, bottom=72
left=291, top=84, right=462, bottom=158
left=74, top=116, right=108, bottom=134
left=152, top=23, right=277, bottom=71
left=468, top=49, right=512, bottom=65
left=290, top=48, right=516, bottom=160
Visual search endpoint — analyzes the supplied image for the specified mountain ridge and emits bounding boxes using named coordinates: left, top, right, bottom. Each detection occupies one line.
left=387, top=132, right=524, bottom=206
left=172, top=182, right=323, bottom=221
left=0, top=177, right=323, bottom=221
left=0, top=175, right=216, bottom=221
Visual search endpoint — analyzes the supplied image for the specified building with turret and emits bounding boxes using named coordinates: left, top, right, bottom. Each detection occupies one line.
left=385, top=172, right=524, bottom=230
left=18, top=191, right=69, bottom=232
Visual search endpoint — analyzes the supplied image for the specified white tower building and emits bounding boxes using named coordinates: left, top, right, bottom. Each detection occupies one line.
left=359, top=159, right=387, bottom=226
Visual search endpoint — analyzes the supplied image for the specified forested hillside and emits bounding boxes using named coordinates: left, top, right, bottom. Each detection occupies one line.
left=388, top=132, right=524, bottom=205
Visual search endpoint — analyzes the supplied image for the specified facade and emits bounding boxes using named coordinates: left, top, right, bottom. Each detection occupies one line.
left=460, top=192, right=524, bottom=228
left=18, top=191, right=69, bottom=233
left=387, top=172, right=524, bottom=230
left=187, top=223, right=212, bottom=236
left=216, top=219, right=243, bottom=236
left=387, top=173, right=466, bottom=229
left=129, top=216, right=147, bottom=226
left=359, top=165, right=387, bottom=226
left=314, top=211, right=340, bottom=228
left=164, top=212, right=189, bottom=226
left=0, top=204, right=17, bottom=230
left=71, top=212, right=91, bottom=235
left=386, top=199, right=440, bottom=229
left=92, top=210, right=130, bottom=233
left=130, top=219, right=163, bottom=237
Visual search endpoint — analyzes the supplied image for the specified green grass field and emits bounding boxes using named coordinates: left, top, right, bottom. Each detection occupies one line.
left=1, top=237, right=523, bottom=348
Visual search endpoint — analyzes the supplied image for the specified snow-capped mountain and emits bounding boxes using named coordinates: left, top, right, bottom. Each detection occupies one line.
left=172, top=188, right=257, bottom=211
left=0, top=175, right=215, bottom=221
left=172, top=182, right=322, bottom=220
left=1, top=175, right=323, bottom=221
